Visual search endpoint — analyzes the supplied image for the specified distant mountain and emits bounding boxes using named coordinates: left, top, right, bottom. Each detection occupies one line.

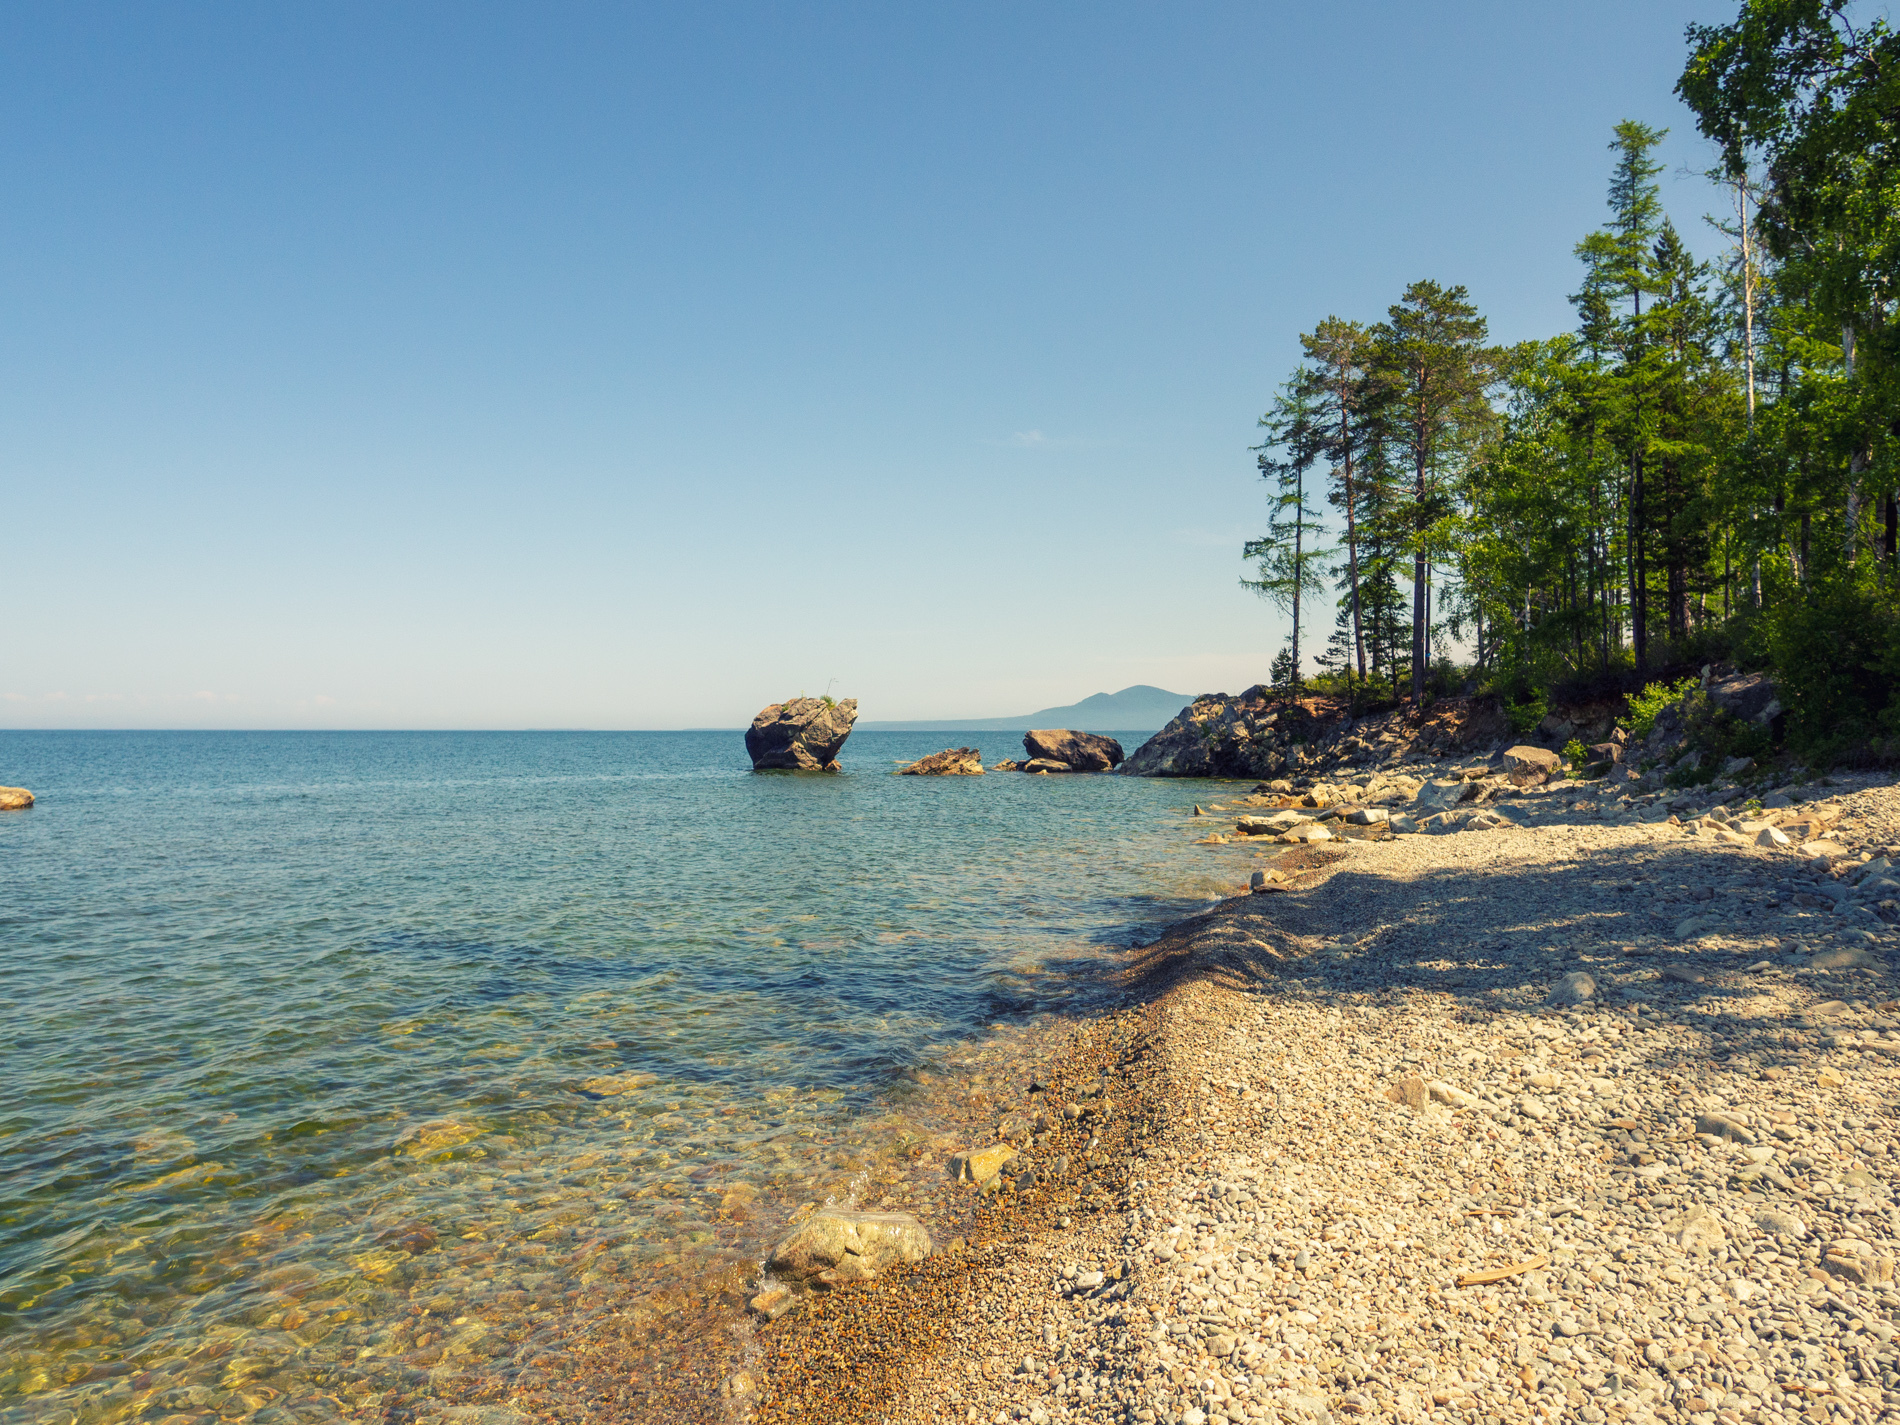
left=858, top=684, right=1194, bottom=733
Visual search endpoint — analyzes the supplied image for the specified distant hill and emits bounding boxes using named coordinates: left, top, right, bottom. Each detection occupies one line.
left=858, top=684, right=1193, bottom=733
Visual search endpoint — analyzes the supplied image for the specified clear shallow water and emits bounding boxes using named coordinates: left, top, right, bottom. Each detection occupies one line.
left=0, top=731, right=1228, bottom=1423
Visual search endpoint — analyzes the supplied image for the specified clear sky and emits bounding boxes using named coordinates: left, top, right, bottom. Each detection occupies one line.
left=5, top=1, right=1747, bottom=729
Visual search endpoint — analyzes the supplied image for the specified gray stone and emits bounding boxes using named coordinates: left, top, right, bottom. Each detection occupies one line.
left=1023, top=728, right=1125, bottom=773
left=1547, top=971, right=1596, bottom=1006
left=1695, top=1112, right=1755, bottom=1144
left=1810, top=947, right=1880, bottom=970
left=1670, top=1209, right=1727, bottom=1251
left=1754, top=1209, right=1807, bottom=1238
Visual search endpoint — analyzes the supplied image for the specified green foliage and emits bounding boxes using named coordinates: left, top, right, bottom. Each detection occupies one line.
left=1562, top=738, right=1590, bottom=767
left=1505, top=693, right=1548, bottom=735
left=1626, top=676, right=1700, bottom=739
left=1763, top=581, right=1900, bottom=751
left=1235, top=7, right=1900, bottom=760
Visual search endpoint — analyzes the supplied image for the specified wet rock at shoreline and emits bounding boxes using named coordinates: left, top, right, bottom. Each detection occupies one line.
left=745, top=697, right=858, bottom=771
left=766, top=1209, right=932, bottom=1287
left=948, top=1143, right=1018, bottom=1185
left=0, top=786, right=34, bottom=810
left=1023, top=758, right=1073, bottom=774
left=897, top=747, right=984, bottom=776
left=1022, top=729, right=1124, bottom=773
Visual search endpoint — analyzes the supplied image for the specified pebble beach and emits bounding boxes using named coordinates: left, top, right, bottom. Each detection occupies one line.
left=732, top=765, right=1900, bottom=1425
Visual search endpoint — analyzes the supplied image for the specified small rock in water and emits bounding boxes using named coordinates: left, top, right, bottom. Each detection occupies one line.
left=948, top=1143, right=1019, bottom=1184
left=748, top=1284, right=796, bottom=1320
left=0, top=786, right=34, bottom=810
left=767, top=1209, right=932, bottom=1287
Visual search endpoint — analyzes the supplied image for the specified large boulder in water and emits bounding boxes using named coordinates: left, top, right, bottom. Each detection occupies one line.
left=745, top=698, right=858, bottom=771
left=898, top=747, right=984, bottom=775
left=1022, top=729, right=1123, bottom=772
left=767, top=1209, right=932, bottom=1287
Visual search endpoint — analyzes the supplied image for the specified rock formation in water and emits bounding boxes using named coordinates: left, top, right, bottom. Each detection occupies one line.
left=745, top=698, right=858, bottom=771
left=0, top=786, right=34, bottom=810
left=1021, top=729, right=1123, bottom=772
left=897, top=747, right=984, bottom=775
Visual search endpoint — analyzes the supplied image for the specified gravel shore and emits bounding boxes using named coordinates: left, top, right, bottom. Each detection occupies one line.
left=749, top=768, right=1900, bottom=1425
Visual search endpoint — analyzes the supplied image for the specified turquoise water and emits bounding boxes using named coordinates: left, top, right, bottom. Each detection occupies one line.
left=0, top=731, right=1225, bottom=1423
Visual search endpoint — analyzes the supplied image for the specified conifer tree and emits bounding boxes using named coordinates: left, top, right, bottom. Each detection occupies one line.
left=1371, top=281, right=1497, bottom=705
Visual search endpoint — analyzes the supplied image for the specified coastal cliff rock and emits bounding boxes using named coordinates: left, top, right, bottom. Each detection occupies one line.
left=766, top=1209, right=932, bottom=1287
left=898, top=747, right=984, bottom=775
left=1022, top=729, right=1123, bottom=772
left=745, top=698, right=858, bottom=771
left=1121, top=688, right=1510, bottom=779
left=0, top=786, right=34, bottom=810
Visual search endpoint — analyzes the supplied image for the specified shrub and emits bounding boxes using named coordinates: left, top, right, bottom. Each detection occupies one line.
left=1626, top=676, right=1700, bottom=740
left=1764, top=582, right=1900, bottom=753
left=1505, top=693, right=1548, bottom=735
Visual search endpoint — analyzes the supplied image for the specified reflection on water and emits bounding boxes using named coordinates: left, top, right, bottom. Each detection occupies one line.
left=0, top=731, right=1238, bottom=1422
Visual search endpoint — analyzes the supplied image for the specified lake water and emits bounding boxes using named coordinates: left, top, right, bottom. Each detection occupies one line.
left=0, top=730, right=1232, bottom=1424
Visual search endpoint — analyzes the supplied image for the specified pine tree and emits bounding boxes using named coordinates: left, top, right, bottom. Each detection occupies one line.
left=1244, top=381, right=1333, bottom=689
left=1371, top=281, right=1498, bottom=705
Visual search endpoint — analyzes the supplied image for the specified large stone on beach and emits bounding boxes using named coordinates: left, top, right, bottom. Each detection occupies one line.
left=1022, top=729, right=1124, bottom=773
left=1414, top=779, right=1477, bottom=813
left=745, top=697, right=858, bottom=771
left=0, top=786, right=33, bottom=810
left=898, top=747, right=984, bottom=776
left=1504, top=745, right=1561, bottom=786
left=767, top=1209, right=932, bottom=1287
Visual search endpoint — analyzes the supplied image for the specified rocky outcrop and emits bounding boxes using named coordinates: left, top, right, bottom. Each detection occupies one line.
left=1121, top=688, right=1508, bottom=779
left=1708, top=671, right=1782, bottom=726
left=0, top=787, right=34, bottom=810
left=1022, top=758, right=1073, bottom=774
left=745, top=698, right=858, bottom=771
left=1022, top=729, right=1123, bottom=772
left=766, top=1209, right=932, bottom=1288
left=898, top=747, right=984, bottom=776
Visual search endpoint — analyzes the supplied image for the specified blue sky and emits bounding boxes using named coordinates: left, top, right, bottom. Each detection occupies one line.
left=5, top=1, right=1746, bottom=729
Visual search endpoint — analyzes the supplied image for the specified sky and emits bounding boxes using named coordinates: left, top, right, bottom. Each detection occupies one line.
left=3, top=1, right=1754, bottom=729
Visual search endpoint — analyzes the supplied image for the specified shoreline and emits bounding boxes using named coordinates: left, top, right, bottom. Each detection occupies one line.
left=719, top=768, right=1900, bottom=1425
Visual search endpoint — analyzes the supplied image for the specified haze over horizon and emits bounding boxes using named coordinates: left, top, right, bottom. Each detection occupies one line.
left=4, top=2, right=1744, bottom=730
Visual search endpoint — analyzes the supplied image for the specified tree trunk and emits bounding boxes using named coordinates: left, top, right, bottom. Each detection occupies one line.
left=1630, top=452, right=1647, bottom=675
left=1846, top=323, right=1864, bottom=564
